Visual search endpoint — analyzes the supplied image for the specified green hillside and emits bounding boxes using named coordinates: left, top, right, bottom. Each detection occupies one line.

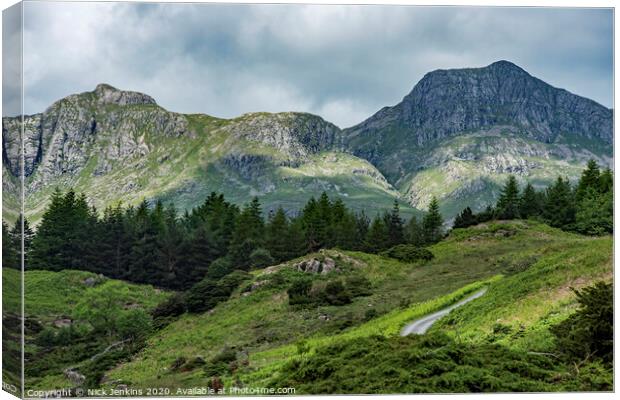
left=101, top=220, right=611, bottom=392
left=2, top=268, right=170, bottom=390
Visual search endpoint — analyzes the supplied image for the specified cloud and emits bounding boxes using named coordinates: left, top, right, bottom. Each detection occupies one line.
left=14, top=2, right=613, bottom=127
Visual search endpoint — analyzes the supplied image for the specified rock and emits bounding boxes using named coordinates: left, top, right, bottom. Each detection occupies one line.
left=318, top=314, right=330, bottom=321
left=250, top=280, right=268, bottom=292
left=53, top=318, right=72, bottom=328
left=294, top=257, right=340, bottom=275
left=64, top=368, right=86, bottom=386
left=321, top=257, right=336, bottom=274
left=83, top=277, right=97, bottom=287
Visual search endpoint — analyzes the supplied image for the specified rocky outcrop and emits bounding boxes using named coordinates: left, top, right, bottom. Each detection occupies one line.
left=294, top=257, right=337, bottom=275
left=2, top=84, right=189, bottom=184
left=345, top=60, right=612, bottom=151
left=223, top=112, right=341, bottom=161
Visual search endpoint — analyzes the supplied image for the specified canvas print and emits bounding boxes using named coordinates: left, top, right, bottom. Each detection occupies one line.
left=1, top=1, right=614, bottom=397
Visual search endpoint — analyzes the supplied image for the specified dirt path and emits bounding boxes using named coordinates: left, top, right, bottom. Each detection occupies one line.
left=400, top=288, right=488, bottom=336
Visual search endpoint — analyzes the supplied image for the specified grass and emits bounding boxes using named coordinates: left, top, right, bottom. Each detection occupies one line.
left=2, top=268, right=169, bottom=320
left=103, top=220, right=609, bottom=391
left=2, top=267, right=171, bottom=391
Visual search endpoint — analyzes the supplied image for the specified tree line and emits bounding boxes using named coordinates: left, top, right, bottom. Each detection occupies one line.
left=3, top=191, right=444, bottom=290
left=454, top=159, right=613, bottom=235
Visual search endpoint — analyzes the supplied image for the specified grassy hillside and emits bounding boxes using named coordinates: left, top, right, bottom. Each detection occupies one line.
left=2, top=268, right=170, bottom=390
left=103, top=220, right=611, bottom=392
left=270, top=227, right=612, bottom=393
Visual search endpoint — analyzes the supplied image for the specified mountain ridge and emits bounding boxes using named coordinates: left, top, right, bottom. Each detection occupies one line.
left=2, top=60, right=613, bottom=222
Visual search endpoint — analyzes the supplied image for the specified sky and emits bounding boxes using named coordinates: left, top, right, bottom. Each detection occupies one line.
left=2, top=2, right=614, bottom=127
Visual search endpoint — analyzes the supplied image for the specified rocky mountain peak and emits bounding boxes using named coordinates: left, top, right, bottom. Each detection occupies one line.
left=345, top=60, right=612, bottom=152
left=92, top=83, right=157, bottom=106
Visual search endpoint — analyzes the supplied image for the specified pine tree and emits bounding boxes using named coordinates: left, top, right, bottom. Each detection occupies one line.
left=453, top=207, right=476, bottom=229
left=599, top=168, right=613, bottom=194
left=364, top=216, right=389, bottom=253
left=496, top=175, right=520, bottom=220
left=422, top=197, right=444, bottom=244
left=98, top=203, right=132, bottom=278
left=576, top=159, right=601, bottom=201
left=385, top=200, right=405, bottom=247
left=355, top=212, right=370, bottom=250
left=265, top=207, right=291, bottom=263
left=229, top=197, right=265, bottom=269
left=405, top=215, right=423, bottom=246
left=2, top=220, right=18, bottom=269
left=543, top=177, right=576, bottom=229
left=519, top=183, right=542, bottom=219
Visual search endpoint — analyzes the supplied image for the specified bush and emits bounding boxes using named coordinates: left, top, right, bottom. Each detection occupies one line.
left=117, top=309, right=153, bottom=341
left=364, top=309, right=378, bottom=321
left=380, top=244, right=434, bottom=262
left=249, top=248, right=274, bottom=269
left=345, top=275, right=372, bottom=298
left=551, top=281, right=613, bottom=363
left=186, top=271, right=251, bottom=313
left=152, top=293, right=186, bottom=323
left=36, top=327, right=57, bottom=347
left=288, top=278, right=313, bottom=305
left=206, top=257, right=233, bottom=280
left=204, top=347, right=237, bottom=377
left=322, top=280, right=351, bottom=306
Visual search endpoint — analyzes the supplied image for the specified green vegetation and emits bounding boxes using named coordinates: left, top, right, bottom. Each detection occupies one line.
left=17, top=190, right=438, bottom=290
left=454, top=159, right=612, bottom=236
left=2, top=268, right=170, bottom=390
left=101, top=219, right=610, bottom=393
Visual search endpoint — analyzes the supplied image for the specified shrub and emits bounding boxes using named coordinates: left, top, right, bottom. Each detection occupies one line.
left=204, top=347, right=237, bottom=377
left=249, top=248, right=275, bottom=268
left=380, top=244, right=434, bottom=262
left=288, top=278, right=313, bottom=305
left=345, top=275, right=372, bottom=298
left=323, top=280, right=351, bottom=306
left=186, top=271, right=251, bottom=313
left=152, top=293, right=186, bottom=326
left=117, top=309, right=153, bottom=341
left=364, top=309, right=378, bottom=321
left=551, top=281, right=613, bottom=363
left=206, top=257, right=233, bottom=280
left=36, top=327, right=57, bottom=347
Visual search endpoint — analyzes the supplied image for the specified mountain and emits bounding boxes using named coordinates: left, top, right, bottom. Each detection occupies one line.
left=342, top=60, right=612, bottom=214
left=2, top=84, right=408, bottom=223
left=2, top=61, right=613, bottom=223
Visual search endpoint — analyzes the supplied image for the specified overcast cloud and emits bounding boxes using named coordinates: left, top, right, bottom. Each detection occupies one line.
left=5, top=2, right=614, bottom=127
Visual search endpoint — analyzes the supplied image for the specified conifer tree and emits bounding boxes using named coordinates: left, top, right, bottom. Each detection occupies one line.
left=453, top=207, right=477, bottom=229
left=422, top=197, right=444, bottom=244
left=599, top=168, right=613, bottom=194
left=229, top=197, right=265, bottom=269
left=405, top=215, right=424, bottom=246
left=519, top=183, right=542, bottom=219
left=364, top=216, right=389, bottom=253
left=543, top=177, right=576, bottom=229
left=496, top=175, right=520, bottom=220
left=576, top=159, right=601, bottom=201
left=265, top=207, right=291, bottom=263
left=385, top=200, right=405, bottom=247
left=2, top=221, right=18, bottom=269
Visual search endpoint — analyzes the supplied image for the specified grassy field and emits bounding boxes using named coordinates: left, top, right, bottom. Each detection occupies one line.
left=102, top=220, right=611, bottom=392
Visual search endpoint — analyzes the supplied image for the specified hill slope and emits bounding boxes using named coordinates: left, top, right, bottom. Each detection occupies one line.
left=101, top=221, right=611, bottom=392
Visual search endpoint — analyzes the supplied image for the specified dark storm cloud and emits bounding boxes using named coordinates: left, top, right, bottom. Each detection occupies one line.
left=17, top=2, right=613, bottom=127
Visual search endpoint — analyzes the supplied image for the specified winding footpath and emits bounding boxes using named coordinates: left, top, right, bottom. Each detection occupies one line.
left=400, top=288, right=488, bottom=336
